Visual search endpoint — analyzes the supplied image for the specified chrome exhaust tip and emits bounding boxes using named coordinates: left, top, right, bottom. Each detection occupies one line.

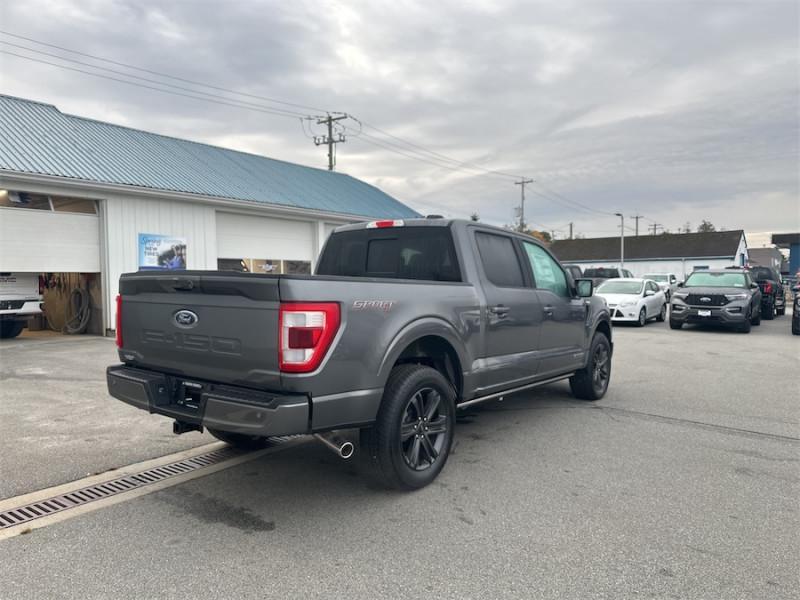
left=313, top=433, right=355, bottom=459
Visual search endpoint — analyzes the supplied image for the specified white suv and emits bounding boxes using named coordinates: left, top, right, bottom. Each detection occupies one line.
left=0, top=272, right=42, bottom=338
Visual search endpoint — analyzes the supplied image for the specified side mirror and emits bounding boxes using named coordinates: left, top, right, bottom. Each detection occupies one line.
left=750, top=282, right=759, bottom=290
left=645, top=290, right=655, bottom=297
left=677, top=281, right=684, bottom=288
left=575, top=278, right=593, bottom=298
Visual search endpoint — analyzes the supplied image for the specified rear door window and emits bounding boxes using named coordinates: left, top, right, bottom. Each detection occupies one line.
left=474, top=232, right=525, bottom=287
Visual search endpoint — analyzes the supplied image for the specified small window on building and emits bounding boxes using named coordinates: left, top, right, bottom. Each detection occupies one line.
left=51, top=196, right=97, bottom=214
left=284, top=260, right=311, bottom=275
left=217, top=258, right=250, bottom=272
left=0, top=191, right=51, bottom=210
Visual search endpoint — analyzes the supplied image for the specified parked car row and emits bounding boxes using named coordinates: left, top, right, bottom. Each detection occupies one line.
left=565, top=264, right=795, bottom=335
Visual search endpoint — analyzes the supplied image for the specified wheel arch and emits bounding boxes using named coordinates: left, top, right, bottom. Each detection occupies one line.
left=378, top=318, right=469, bottom=401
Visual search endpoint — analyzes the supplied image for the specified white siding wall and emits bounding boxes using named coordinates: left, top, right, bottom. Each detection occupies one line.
left=216, top=212, right=314, bottom=261
left=0, top=207, right=100, bottom=272
left=104, top=195, right=217, bottom=328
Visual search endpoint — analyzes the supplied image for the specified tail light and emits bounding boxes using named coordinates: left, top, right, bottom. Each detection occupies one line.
left=279, top=302, right=340, bottom=373
left=366, top=219, right=404, bottom=228
left=115, top=294, right=123, bottom=348
left=762, top=282, right=772, bottom=294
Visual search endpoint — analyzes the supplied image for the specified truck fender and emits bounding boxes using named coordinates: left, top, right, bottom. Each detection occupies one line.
left=377, top=317, right=471, bottom=393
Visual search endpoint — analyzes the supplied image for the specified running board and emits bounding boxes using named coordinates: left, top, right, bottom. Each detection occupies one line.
left=457, top=373, right=575, bottom=410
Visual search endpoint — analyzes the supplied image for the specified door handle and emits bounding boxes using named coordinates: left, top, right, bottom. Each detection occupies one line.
left=488, top=304, right=510, bottom=317
left=543, top=305, right=554, bottom=317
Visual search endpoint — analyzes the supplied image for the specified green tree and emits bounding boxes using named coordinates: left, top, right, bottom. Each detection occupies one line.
left=696, top=220, right=716, bottom=233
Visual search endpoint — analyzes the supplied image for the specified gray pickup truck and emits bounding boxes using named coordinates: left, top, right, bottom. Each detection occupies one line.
left=108, top=218, right=612, bottom=489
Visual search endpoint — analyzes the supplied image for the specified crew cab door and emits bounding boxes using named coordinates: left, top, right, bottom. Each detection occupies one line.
left=473, top=230, right=543, bottom=394
left=520, top=242, right=586, bottom=377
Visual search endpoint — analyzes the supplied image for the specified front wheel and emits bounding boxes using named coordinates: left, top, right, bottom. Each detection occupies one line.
left=0, top=321, right=25, bottom=339
left=669, top=318, right=683, bottom=330
left=569, top=332, right=611, bottom=401
left=636, top=308, right=647, bottom=327
left=656, top=304, right=667, bottom=322
left=739, top=309, right=752, bottom=333
left=361, top=364, right=455, bottom=490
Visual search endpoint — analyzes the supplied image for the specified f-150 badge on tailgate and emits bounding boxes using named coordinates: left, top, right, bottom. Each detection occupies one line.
left=174, top=309, right=199, bottom=328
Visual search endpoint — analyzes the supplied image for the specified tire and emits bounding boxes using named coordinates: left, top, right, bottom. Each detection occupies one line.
left=669, top=318, right=682, bottom=330
left=751, top=308, right=761, bottom=326
left=207, top=428, right=272, bottom=450
left=792, top=319, right=800, bottom=335
left=762, top=300, right=775, bottom=320
left=636, top=308, right=647, bottom=327
left=776, top=307, right=785, bottom=316
left=0, top=321, right=25, bottom=339
left=738, top=308, right=752, bottom=333
left=656, top=304, right=667, bottom=322
left=569, top=332, right=611, bottom=401
left=361, top=364, right=456, bottom=490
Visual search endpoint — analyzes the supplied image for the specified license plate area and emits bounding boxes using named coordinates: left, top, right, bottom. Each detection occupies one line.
left=697, top=309, right=712, bottom=317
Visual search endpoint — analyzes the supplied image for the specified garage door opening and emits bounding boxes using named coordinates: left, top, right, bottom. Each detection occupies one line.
left=1, top=272, right=103, bottom=340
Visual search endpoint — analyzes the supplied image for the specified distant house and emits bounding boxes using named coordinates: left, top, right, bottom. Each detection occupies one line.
left=550, top=230, right=748, bottom=280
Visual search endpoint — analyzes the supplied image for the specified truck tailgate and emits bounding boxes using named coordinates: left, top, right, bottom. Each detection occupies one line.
left=118, top=272, right=281, bottom=389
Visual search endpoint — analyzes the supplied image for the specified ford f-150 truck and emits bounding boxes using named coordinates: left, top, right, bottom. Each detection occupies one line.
left=108, top=219, right=613, bottom=489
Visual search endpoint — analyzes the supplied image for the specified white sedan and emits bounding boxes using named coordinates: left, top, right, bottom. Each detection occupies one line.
left=595, top=278, right=667, bottom=326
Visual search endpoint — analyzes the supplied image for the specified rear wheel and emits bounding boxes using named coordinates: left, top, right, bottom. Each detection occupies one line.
left=0, top=321, right=25, bottom=339
left=776, top=306, right=785, bottom=316
left=762, top=299, right=775, bottom=320
left=207, top=428, right=272, bottom=450
left=569, top=332, right=611, bottom=401
left=656, top=304, right=667, bottom=322
left=361, top=364, right=455, bottom=490
left=636, top=308, right=647, bottom=327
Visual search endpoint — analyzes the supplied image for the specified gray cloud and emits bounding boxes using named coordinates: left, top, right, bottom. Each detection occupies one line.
left=1, top=0, right=797, bottom=237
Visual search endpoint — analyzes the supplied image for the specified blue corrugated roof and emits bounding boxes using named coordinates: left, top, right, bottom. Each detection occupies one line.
left=0, top=95, right=419, bottom=219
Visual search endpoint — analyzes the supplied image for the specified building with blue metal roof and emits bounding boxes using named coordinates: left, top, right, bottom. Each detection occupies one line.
left=0, top=94, right=419, bottom=334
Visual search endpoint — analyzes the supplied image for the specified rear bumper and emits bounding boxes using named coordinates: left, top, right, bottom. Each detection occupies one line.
left=107, top=365, right=309, bottom=437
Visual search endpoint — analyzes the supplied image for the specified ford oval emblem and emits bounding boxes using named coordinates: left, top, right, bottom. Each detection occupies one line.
left=174, top=309, right=199, bottom=328
left=700, top=297, right=711, bottom=302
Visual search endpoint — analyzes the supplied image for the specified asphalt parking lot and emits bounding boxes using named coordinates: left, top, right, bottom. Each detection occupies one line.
left=1, top=313, right=798, bottom=599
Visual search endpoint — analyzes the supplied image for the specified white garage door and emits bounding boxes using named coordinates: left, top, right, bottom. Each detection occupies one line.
left=216, top=212, right=314, bottom=262
left=0, top=207, right=101, bottom=272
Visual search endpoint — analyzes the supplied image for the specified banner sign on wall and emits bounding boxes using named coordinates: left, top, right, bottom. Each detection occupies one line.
left=138, top=233, right=187, bottom=270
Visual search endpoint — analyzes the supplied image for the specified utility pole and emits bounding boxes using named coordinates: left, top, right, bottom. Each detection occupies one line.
left=514, top=178, right=534, bottom=232
left=313, top=114, right=348, bottom=171
left=650, top=223, right=663, bottom=236
left=614, top=213, right=625, bottom=269
left=630, top=214, right=643, bottom=236
left=569, top=222, right=573, bottom=240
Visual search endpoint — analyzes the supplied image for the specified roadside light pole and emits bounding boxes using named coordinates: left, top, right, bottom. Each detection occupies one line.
left=614, top=213, right=625, bottom=269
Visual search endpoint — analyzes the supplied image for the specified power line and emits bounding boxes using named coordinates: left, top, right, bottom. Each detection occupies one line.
left=0, top=30, right=329, bottom=114
left=0, top=41, right=310, bottom=119
left=0, top=50, right=317, bottom=121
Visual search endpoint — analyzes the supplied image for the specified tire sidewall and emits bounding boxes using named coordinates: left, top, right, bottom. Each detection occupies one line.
left=589, top=333, right=612, bottom=398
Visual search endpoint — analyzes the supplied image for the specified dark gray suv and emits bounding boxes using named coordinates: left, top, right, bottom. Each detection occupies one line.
left=669, top=269, right=762, bottom=333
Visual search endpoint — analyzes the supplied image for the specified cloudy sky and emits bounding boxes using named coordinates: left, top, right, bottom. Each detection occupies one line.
left=1, top=0, right=798, bottom=238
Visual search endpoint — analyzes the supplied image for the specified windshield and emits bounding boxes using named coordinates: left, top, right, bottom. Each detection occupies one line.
left=685, top=272, right=747, bottom=288
left=597, top=281, right=643, bottom=294
left=645, top=274, right=667, bottom=282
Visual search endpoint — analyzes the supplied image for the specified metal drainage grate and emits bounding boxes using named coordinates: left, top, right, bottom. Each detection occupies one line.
left=0, top=445, right=252, bottom=530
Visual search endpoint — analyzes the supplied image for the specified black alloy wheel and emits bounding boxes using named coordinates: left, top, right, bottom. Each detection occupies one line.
left=400, top=387, right=449, bottom=471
